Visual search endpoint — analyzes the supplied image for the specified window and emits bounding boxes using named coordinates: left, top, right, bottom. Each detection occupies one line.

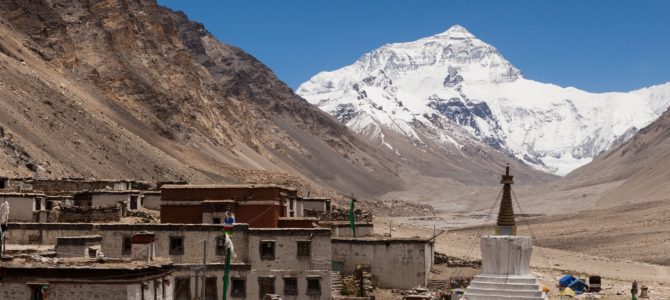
left=212, top=217, right=221, bottom=224
left=130, top=196, right=138, bottom=210
left=258, top=277, right=275, bottom=299
left=45, top=200, right=53, bottom=211
left=122, top=236, right=132, bottom=256
left=297, top=241, right=311, bottom=257
left=169, top=237, right=184, bottom=255
left=29, top=284, right=48, bottom=300
left=283, top=277, right=297, bottom=296
left=306, top=277, right=321, bottom=296
left=88, top=247, right=98, bottom=258
left=259, top=240, right=275, bottom=260
left=215, top=236, right=225, bottom=256
left=174, top=277, right=191, bottom=300
left=34, top=198, right=42, bottom=211
left=231, top=278, right=245, bottom=298
left=205, top=277, right=217, bottom=300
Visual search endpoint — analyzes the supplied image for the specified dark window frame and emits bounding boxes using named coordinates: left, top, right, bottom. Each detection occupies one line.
left=122, top=236, right=132, bottom=256
left=306, top=277, right=321, bottom=296
left=259, top=240, right=275, bottom=260
left=215, top=236, right=226, bottom=256
left=174, top=277, right=191, bottom=300
left=258, top=277, right=275, bottom=299
left=205, top=277, right=218, bottom=300
left=297, top=240, right=311, bottom=257
left=169, top=236, right=184, bottom=255
left=231, top=277, right=245, bottom=298
left=283, top=277, right=298, bottom=296
left=129, top=195, right=139, bottom=210
left=212, top=217, right=221, bottom=224
left=29, top=284, right=47, bottom=300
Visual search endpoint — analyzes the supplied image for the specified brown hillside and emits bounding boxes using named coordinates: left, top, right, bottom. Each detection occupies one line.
left=0, top=0, right=401, bottom=197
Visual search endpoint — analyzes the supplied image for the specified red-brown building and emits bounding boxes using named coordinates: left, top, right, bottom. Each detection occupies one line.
left=160, top=184, right=298, bottom=228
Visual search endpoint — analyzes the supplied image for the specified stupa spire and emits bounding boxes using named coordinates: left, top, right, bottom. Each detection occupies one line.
left=496, top=164, right=516, bottom=235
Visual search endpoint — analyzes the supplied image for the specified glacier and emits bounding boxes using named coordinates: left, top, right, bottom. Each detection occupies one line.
left=297, top=25, right=670, bottom=175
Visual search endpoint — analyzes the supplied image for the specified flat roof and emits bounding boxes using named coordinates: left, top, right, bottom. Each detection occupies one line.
left=249, top=228, right=331, bottom=236
left=77, top=189, right=142, bottom=195
left=4, top=177, right=150, bottom=183
left=332, top=237, right=433, bottom=244
left=8, top=222, right=251, bottom=231
left=202, top=199, right=236, bottom=203
left=319, top=221, right=373, bottom=226
left=301, top=197, right=330, bottom=201
left=0, top=192, right=46, bottom=197
left=1, top=257, right=172, bottom=270
left=161, top=184, right=297, bottom=191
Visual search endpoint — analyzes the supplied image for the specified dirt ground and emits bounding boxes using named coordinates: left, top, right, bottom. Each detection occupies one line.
left=373, top=216, right=670, bottom=300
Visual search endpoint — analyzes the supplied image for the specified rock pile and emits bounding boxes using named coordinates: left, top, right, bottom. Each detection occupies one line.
left=325, top=198, right=436, bottom=222
left=124, top=210, right=158, bottom=223
left=354, top=199, right=436, bottom=217
left=320, top=205, right=373, bottom=222
left=341, top=265, right=375, bottom=297
left=434, top=251, right=481, bottom=267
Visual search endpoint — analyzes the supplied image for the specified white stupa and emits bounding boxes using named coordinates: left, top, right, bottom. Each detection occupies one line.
left=463, top=165, right=547, bottom=299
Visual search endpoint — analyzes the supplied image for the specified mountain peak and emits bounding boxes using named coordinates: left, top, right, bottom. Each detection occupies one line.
left=437, top=25, right=475, bottom=38
left=298, top=26, right=670, bottom=176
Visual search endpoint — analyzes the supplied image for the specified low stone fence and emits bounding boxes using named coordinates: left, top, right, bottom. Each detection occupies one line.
left=57, top=205, right=121, bottom=222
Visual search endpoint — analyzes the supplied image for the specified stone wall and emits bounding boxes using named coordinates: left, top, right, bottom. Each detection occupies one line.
left=247, top=229, right=332, bottom=271
left=143, top=192, right=161, bottom=210
left=302, top=199, right=329, bottom=213
left=331, top=238, right=434, bottom=289
left=1, top=193, right=43, bottom=222
left=5, top=223, right=332, bottom=299
left=277, top=217, right=317, bottom=228
left=91, top=193, right=130, bottom=208
left=57, top=205, right=121, bottom=223
left=173, top=268, right=330, bottom=300
left=0, top=278, right=173, bottom=300
left=5, top=224, right=332, bottom=267
left=320, top=221, right=374, bottom=237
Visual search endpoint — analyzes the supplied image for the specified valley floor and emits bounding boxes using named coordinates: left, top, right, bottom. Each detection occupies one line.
left=373, top=206, right=670, bottom=299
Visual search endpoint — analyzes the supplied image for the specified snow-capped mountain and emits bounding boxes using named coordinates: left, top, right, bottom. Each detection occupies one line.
left=297, top=25, right=670, bottom=175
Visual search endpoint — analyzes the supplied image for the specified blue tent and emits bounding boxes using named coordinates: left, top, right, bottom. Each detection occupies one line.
left=559, top=275, right=588, bottom=293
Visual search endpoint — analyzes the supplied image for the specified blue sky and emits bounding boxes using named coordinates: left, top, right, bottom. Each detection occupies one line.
left=157, top=0, right=670, bottom=93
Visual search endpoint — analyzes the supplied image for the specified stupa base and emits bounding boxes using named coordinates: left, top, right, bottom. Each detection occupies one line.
left=463, top=274, right=546, bottom=299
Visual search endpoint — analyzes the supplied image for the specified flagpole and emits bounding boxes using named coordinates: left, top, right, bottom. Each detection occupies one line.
left=349, top=193, right=357, bottom=238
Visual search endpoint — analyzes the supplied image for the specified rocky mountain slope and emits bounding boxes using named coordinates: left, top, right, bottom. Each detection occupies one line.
left=0, top=0, right=405, bottom=197
left=566, top=105, right=670, bottom=207
left=298, top=25, right=670, bottom=176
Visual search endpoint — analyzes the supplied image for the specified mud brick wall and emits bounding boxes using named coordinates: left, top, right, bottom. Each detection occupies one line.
left=57, top=205, right=121, bottom=222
